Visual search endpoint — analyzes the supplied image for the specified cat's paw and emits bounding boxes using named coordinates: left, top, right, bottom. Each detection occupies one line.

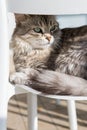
left=19, top=68, right=39, bottom=76
left=10, top=72, right=29, bottom=85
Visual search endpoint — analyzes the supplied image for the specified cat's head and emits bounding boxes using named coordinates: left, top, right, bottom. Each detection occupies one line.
left=14, top=14, right=61, bottom=49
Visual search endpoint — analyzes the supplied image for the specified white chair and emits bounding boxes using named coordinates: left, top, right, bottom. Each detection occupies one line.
left=0, top=0, right=87, bottom=130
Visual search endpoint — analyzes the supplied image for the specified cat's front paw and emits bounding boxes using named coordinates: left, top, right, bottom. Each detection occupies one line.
left=10, top=72, right=29, bottom=85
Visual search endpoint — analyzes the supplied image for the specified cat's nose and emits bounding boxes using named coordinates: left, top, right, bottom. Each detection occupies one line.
left=44, top=34, right=51, bottom=42
left=46, top=36, right=51, bottom=41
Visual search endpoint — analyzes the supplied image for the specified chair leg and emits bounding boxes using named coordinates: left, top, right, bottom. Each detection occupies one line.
left=0, top=100, right=9, bottom=130
left=56, top=99, right=61, bottom=105
left=67, top=100, right=78, bottom=130
left=27, top=93, right=38, bottom=130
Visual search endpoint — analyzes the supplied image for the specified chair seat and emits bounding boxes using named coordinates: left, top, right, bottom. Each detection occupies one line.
left=9, top=83, right=87, bottom=100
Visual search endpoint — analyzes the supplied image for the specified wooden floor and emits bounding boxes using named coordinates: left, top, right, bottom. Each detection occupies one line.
left=7, top=94, right=87, bottom=130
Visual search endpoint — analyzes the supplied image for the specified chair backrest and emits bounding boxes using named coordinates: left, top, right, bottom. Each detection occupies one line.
left=0, top=0, right=10, bottom=104
left=7, top=0, right=87, bottom=14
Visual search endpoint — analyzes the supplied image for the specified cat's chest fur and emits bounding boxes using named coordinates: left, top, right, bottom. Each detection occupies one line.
left=11, top=35, right=52, bottom=71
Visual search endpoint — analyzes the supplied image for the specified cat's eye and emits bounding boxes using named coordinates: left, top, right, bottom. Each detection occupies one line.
left=33, top=27, right=43, bottom=33
left=50, top=25, right=58, bottom=32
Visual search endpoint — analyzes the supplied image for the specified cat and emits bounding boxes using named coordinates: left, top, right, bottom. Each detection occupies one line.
left=10, top=14, right=87, bottom=96
left=10, top=14, right=61, bottom=80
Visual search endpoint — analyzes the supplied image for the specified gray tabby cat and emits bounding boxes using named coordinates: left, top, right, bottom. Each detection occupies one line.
left=10, top=14, right=87, bottom=96
left=10, top=15, right=60, bottom=78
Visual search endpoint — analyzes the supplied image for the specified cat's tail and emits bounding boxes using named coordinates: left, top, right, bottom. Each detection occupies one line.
left=27, top=69, right=87, bottom=96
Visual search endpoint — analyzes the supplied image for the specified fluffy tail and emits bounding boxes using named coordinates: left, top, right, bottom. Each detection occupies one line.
left=27, top=69, right=87, bottom=96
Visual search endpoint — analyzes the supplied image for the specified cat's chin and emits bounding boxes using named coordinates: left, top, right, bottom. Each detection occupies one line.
left=42, top=41, right=54, bottom=47
left=44, top=44, right=52, bottom=48
left=32, top=42, right=53, bottom=50
left=36, top=44, right=52, bottom=50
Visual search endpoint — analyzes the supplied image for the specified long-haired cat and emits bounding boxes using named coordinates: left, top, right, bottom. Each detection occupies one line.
left=10, top=14, right=61, bottom=79
left=10, top=14, right=87, bottom=96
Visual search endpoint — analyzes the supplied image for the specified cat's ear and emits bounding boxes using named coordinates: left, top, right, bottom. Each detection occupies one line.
left=14, top=14, right=29, bottom=35
left=14, top=14, right=28, bottom=24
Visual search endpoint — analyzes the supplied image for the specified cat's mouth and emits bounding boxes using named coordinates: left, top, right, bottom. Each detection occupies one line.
left=41, top=37, right=54, bottom=46
left=33, top=42, right=53, bottom=50
left=39, top=41, right=53, bottom=47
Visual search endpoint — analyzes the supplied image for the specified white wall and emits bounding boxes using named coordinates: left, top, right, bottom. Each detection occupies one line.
left=57, top=14, right=87, bottom=29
